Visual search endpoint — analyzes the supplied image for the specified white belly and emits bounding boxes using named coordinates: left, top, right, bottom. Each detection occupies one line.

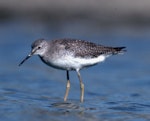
left=46, top=55, right=106, bottom=71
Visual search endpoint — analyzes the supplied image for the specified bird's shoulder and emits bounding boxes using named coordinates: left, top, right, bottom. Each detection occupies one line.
left=51, top=38, right=105, bottom=58
left=50, top=38, right=125, bottom=58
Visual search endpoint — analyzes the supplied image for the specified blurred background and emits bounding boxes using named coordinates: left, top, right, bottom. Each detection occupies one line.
left=1, top=0, right=150, bottom=37
left=0, top=0, right=150, bottom=121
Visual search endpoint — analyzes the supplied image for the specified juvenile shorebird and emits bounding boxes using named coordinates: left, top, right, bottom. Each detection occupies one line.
left=19, top=38, right=126, bottom=102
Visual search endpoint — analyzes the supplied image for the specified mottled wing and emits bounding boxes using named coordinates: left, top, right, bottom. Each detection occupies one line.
left=58, top=39, right=125, bottom=58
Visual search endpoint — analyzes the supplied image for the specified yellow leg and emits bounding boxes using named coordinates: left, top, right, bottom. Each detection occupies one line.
left=76, top=70, right=84, bottom=102
left=64, top=71, right=70, bottom=102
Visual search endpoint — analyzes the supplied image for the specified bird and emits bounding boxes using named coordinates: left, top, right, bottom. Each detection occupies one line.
left=19, top=38, right=126, bottom=102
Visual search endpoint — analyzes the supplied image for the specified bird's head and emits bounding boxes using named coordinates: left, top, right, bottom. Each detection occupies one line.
left=19, top=39, right=48, bottom=66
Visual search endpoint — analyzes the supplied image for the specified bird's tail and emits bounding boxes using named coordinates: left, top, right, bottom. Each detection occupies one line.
left=113, top=47, right=126, bottom=55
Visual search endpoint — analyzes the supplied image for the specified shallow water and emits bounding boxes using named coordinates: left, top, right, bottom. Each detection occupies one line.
left=0, top=20, right=150, bottom=121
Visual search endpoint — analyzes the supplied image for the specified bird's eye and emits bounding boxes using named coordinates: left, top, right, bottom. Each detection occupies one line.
left=38, top=46, right=41, bottom=49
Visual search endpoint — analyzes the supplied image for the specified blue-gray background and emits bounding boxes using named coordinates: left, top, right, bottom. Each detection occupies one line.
left=0, top=1, right=150, bottom=121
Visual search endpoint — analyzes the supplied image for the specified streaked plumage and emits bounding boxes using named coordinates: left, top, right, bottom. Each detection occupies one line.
left=19, top=38, right=126, bottom=102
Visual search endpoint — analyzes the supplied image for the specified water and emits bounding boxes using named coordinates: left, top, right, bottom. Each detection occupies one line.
left=0, top=19, right=150, bottom=121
